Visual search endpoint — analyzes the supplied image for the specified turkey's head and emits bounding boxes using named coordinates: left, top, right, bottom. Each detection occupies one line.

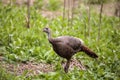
left=43, top=27, right=50, bottom=34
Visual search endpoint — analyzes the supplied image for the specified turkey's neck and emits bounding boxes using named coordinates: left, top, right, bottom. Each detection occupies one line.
left=47, top=32, right=52, bottom=42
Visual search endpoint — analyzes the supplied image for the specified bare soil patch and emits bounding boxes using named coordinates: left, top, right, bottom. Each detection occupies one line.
left=1, top=0, right=117, bottom=17
left=91, top=3, right=116, bottom=16
left=0, top=56, right=54, bottom=76
left=40, top=10, right=62, bottom=19
left=0, top=56, right=86, bottom=76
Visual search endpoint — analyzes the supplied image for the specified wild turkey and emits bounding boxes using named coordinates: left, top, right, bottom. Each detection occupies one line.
left=43, top=27, right=98, bottom=73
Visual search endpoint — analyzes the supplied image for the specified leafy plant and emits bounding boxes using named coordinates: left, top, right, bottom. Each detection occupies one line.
left=0, top=2, right=120, bottom=80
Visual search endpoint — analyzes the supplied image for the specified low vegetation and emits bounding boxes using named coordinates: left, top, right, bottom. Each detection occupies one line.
left=0, top=1, right=120, bottom=80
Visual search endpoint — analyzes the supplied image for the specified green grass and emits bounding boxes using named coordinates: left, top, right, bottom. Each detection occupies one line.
left=0, top=2, right=120, bottom=80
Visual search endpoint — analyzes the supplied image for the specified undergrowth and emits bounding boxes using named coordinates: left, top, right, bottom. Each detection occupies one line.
left=0, top=2, right=120, bottom=80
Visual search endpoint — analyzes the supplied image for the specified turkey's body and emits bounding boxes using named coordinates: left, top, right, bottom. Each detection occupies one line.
left=49, top=36, right=83, bottom=60
left=43, top=28, right=98, bottom=73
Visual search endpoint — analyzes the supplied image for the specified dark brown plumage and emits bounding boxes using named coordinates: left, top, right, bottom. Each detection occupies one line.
left=43, top=27, right=98, bottom=73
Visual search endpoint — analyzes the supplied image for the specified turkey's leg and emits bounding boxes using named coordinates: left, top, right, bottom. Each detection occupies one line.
left=64, top=59, right=70, bottom=73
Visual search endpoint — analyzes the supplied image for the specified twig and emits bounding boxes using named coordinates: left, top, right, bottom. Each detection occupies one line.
left=88, top=3, right=91, bottom=37
left=71, top=0, right=75, bottom=27
left=67, top=0, right=70, bottom=27
left=63, top=0, right=66, bottom=21
left=27, top=0, right=30, bottom=28
left=98, top=2, right=103, bottom=41
left=84, top=21, right=87, bottom=39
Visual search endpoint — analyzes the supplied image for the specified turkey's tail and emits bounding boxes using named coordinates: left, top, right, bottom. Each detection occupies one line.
left=81, top=45, right=98, bottom=58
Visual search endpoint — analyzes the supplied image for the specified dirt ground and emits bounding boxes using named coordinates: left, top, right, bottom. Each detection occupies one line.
left=0, top=56, right=86, bottom=76
left=1, top=0, right=117, bottom=17
left=0, top=56, right=54, bottom=76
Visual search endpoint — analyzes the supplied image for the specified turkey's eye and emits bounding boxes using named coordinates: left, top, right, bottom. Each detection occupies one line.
left=46, top=28, right=48, bottom=30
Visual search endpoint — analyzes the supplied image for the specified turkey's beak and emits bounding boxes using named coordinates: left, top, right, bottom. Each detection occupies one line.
left=43, top=29, right=45, bottom=32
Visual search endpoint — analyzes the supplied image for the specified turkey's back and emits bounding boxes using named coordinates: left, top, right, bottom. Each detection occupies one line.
left=53, top=36, right=83, bottom=52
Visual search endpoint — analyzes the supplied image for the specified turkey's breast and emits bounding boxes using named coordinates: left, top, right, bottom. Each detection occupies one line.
left=52, top=42, right=75, bottom=60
